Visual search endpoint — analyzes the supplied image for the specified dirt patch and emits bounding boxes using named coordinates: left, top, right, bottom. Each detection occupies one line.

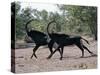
left=14, top=41, right=97, bottom=73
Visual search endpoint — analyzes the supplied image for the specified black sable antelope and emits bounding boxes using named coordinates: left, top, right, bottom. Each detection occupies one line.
left=25, top=19, right=61, bottom=59
left=25, top=19, right=49, bottom=59
left=47, top=21, right=96, bottom=60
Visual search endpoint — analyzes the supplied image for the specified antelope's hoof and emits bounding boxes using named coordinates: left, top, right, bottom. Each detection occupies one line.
left=80, top=56, right=84, bottom=58
left=91, top=54, right=97, bottom=56
left=47, top=56, right=51, bottom=59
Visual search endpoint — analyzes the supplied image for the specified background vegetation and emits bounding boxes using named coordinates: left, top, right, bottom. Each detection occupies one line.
left=12, top=2, right=97, bottom=41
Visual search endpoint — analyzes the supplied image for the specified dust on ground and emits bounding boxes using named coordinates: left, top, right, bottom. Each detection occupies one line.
left=14, top=39, right=97, bottom=73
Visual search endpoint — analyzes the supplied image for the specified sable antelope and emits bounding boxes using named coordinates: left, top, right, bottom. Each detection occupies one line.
left=25, top=19, right=49, bottom=58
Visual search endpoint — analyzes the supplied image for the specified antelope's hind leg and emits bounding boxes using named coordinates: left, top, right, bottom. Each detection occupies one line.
left=76, top=43, right=85, bottom=58
left=82, top=45, right=97, bottom=56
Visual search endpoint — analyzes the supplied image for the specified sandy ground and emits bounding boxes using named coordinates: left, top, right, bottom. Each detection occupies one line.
left=14, top=40, right=97, bottom=73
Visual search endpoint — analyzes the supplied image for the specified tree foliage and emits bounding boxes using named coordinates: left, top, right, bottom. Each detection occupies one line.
left=58, top=5, right=97, bottom=40
left=13, top=2, right=97, bottom=40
